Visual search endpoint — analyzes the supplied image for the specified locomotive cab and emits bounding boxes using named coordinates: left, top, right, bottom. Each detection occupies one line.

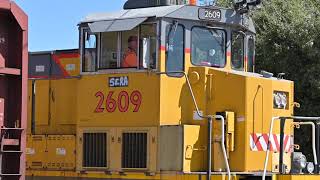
left=79, top=6, right=256, bottom=74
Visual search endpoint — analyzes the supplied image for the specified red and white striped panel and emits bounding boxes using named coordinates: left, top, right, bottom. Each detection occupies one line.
left=250, top=133, right=293, bottom=152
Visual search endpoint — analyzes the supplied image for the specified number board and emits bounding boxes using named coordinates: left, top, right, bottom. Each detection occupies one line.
left=198, top=8, right=222, bottom=21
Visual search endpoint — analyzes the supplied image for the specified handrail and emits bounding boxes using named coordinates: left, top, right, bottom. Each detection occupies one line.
left=157, top=71, right=231, bottom=180
left=263, top=116, right=320, bottom=180
left=295, top=122, right=317, bottom=165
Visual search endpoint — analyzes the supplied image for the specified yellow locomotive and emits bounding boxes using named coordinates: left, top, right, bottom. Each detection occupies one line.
left=26, top=0, right=320, bottom=179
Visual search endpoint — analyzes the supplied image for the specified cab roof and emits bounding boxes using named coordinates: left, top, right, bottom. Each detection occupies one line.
left=81, top=5, right=255, bottom=33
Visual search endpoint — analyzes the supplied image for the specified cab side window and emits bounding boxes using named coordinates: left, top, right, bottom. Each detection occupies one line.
left=94, top=25, right=157, bottom=70
left=100, top=32, right=118, bottom=69
left=231, top=32, right=244, bottom=71
left=139, top=24, right=157, bottom=69
left=166, top=24, right=184, bottom=74
left=83, top=30, right=97, bottom=72
left=121, top=28, right=139, bottom=68
left=248, top=37, right=255, bottom=72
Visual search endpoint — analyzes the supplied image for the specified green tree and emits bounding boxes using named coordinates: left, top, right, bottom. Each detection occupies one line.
left=253, top=0, right=320, bottom=160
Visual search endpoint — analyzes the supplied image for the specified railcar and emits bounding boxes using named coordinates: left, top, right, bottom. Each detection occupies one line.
left=0, top=0, right=28, bottom=179
left=26, top=0, right=320, bottom=180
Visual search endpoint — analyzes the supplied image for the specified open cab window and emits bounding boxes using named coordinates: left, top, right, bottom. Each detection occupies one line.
left=191, top=27, right=226, bottom=68
left=140, top=24, right=157, bottom=69
left=81, top=23, right=158, bottom=73
left=100, top=32, right=118, bottom=69
left=83, top=29, right=98, bottom=72
left=121, top=27, right=139, bottom=68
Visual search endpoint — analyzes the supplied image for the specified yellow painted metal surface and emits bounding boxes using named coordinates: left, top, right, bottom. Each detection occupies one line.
left=46, top=135, right=76, bottom=170
left=27, top=135, right=76, bottom=170
left=34, top=80, right=50, bottom=126
left=28, top=79, right=77, bottom=135
left=183, top=125, right=202, bottom=172
left=50, top=79, right=77, bottom=130
left=77, top=73, right=160, bottom=128
left=226, top=111, right=235, bottom=153
left=26, top=135, right=47, bottom=169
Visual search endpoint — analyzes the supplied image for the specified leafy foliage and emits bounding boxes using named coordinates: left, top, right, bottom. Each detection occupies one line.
left=215, top=0, right=232, bottom=7
left=254, top=0, right=320, bottom=115
left=253, top=0, right=320, bottom=160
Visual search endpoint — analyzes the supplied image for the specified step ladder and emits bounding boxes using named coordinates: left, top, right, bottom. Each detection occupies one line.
left=0, top=127, right=24, bottom=180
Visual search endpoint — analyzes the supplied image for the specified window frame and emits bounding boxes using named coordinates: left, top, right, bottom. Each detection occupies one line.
left=81, top=27, right=99, bottom=73
left=139, top=23, right=159, bottom=70
left=190, top=26, right=227, bottom=68
left=98, top=28, right=140, bottom=70
left=165, top=23, right=185, bottom=77
left=247, top=35, right=255, bottom=72
left=81, top=22, right=159, bottom=73
left=97, top=31, right=119, bottom=70
left=231, top=31, right=245, bottom=71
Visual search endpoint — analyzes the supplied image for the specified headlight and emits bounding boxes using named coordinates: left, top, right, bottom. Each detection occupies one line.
left=292, top=152, right=307, bottom=173
left=273, top=93, right=282, bottom=108
left=306, top=162, right=315, bottom=174
left=273, top=91, right=288, bottom=109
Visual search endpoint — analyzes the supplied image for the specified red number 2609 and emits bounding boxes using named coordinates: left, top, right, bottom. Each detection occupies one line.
left=94, top=91, right=142, bottom=113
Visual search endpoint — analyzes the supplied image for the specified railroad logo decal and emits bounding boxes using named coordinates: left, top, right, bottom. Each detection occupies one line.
left=109, top=76, right=128, bottom=87
left=250, top=133, right=293, bottom=152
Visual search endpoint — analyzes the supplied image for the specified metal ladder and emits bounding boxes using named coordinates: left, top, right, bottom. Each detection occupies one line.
left=0, top=127, right=24, bottom=180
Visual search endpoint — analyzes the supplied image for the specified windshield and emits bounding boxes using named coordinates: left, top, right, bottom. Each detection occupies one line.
left=191, top=27, right=226, bottom=68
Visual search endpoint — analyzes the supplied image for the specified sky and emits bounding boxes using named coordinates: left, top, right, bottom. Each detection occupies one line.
left=14, top=0, right=126, bottom=52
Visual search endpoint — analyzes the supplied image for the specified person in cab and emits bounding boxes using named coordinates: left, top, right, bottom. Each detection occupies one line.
left=121, top=36, right=138, bottom=68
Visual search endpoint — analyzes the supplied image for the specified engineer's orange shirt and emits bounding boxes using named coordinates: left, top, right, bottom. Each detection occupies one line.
left=122, top=49, right=137, bottom=68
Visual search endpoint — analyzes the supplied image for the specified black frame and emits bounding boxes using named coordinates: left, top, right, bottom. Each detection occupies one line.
left=231, top=31, right=245, bottom=71
left=165, top=23, right=185, bottom=77
left=247, top=35, right=255, bottom=72
left=82, top=28, right=98, bottom=72
left=190, top=26, right=227, bottom=68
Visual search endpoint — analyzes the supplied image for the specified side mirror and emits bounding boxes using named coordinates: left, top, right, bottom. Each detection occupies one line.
left=142, top=37, right=151, bottom=69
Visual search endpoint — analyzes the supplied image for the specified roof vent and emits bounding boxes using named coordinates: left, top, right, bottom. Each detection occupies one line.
left=124, top=0, right=188, bottom=10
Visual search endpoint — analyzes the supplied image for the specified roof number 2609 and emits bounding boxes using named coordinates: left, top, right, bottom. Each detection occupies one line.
left=198, top=8, right=222, bottom=21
